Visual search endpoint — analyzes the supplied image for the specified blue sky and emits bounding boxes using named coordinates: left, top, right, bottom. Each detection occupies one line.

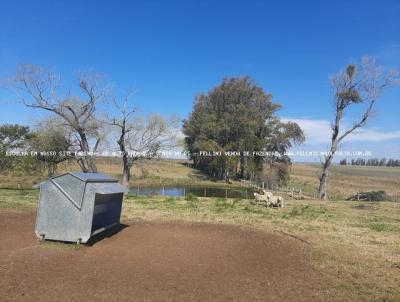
left=0, top=0, right=399, bottom=159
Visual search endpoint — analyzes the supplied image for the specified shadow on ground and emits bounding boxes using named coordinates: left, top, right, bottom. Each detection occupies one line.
left=86, top=223, right=129, bottom=246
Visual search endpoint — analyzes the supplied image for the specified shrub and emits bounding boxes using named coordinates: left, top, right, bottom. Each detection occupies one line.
left=185, top=193, right=198, bottom=208
left=213, top=198, right=237, bottom=213
left=185, top=193, right=198, bottom=202
left=368, top=223, right=399, bottom=232
left=346, top=191, right=388, bottom=201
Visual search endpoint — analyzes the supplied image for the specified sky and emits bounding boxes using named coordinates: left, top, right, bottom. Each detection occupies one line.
left=0, top=0, right=399, bottom=160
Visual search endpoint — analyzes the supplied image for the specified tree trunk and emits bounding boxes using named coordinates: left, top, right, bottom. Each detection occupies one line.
left=318, top=113, right=339, bottom=200
left=317, top=154, right=333, bottom=200
left=239, top=154, right=245, bottom=179
left=78, top=131, right=97, bottom=173
left=47, top=163, right=57, bottom=177
left=77, top=158, right=88, bottom=173
left=122, top=154, right=131, bottom=187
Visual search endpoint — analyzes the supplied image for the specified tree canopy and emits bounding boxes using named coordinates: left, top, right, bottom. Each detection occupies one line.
left=0, top=124, right=31, bottom=152
left=183, top=77, right=304, bottom=182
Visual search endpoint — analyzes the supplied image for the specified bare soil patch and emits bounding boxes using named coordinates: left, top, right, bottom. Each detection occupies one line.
left=1, top=211, right=337, bottom=301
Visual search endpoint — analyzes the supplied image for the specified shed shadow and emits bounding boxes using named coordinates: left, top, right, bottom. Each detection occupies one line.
left=86, top=223, right=129, bottom=246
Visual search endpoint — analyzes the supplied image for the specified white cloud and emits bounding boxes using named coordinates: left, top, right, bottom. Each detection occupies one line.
left=282, top=117, right=400, bottom=144
left=282, top=118, right=331, bottom=144
left=348, top=129, right=400, bottom=142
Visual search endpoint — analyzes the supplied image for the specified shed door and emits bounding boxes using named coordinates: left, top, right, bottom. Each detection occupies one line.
left=91, top=193, right=123, bottom=232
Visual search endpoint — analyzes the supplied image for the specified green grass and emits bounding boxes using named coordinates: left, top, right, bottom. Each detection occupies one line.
left=284, top=204, right=328, bottom=219
left=184, top=193, right=198, bottom=202
left=213, top=197, right=238, bottom=213
left=0, top=189, right=39, bottom=210
left=1, top=188, right=400, bottom=301
left=39, top=241, right=83, bottom=250
left=184, top=193, right=199, bottom=208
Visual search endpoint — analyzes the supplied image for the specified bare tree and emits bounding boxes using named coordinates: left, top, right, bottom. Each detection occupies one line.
left=5, top=64, right=108, bottom=172
left=317, top=56, right=399, bottom=199
left=105, top=93, right=178, bottom=187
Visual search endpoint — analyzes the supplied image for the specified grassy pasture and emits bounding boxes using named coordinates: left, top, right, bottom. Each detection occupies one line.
left=1, top=159, right=400, bottom=300
left=1, top=188, right=400, bottom=301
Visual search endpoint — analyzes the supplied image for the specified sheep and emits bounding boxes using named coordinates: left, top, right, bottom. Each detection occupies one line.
left=262, top=190, right=273, bottom=199
left=253, top=192, right=268, bottom=205
left=253, top=190, right=284, bottom=208
left=253, top=190, right=273, bottom=206
left=267, top=195, right=284, bottom=208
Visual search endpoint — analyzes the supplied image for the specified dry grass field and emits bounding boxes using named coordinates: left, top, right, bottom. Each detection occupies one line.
left=0, top=158, right=235, bottom=189
left=289, top=164, right=400, bottom=201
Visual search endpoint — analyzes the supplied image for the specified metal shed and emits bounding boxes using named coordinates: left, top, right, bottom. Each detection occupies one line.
left=35, top=172, right=128, bottom=244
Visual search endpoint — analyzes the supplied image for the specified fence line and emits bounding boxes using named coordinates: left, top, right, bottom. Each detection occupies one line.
left=240, top=179, right=304, bottom=199
left=131, top=186, right=255, bottom=199
left=131, top=184, right=398, bottom=202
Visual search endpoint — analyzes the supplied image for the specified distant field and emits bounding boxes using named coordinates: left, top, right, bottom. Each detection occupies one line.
left=290, top=164, right=400, bottom=201
left=1, top=159, right=399, bottom=202
left=0, top=158, right=235, bottom=189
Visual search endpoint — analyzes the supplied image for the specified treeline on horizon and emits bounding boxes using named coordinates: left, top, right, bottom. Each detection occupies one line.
left=339, top=158, right=400, bottom=167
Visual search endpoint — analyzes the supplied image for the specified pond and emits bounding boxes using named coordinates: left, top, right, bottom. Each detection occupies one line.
left=129, top=186, right=255, bottom=199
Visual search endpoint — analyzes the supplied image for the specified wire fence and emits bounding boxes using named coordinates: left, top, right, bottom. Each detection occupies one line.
left=130, top=186, right=256, bottom=199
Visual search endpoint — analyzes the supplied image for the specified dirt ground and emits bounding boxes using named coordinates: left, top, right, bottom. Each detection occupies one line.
left=1, top=211, right=338, bottom=302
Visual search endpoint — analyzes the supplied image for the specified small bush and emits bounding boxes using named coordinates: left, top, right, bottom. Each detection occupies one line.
left=346, top=191, right=388, bottom=202
left=163, top=197, right=176, bottom=206
left=185, top=193, right=198, bottom=202
left=185, top=193, right=198, bottom=208
left=368, top=222, right=399, bottom=232
left=213, top=198, right=237, bottom=213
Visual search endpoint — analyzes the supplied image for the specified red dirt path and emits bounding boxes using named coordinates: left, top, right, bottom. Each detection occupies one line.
left=0, top=211, right=335, bottom=302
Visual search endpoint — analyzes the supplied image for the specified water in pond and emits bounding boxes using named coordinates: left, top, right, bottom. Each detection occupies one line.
left=129, top=187, right=255, bottom=199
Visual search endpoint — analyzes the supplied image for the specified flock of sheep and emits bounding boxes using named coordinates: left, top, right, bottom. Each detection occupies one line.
left=253, top=190, right=284, bottom=208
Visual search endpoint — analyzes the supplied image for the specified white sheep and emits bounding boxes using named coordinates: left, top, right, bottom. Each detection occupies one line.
left=253, top=190, right=284, bottom=208
left=253, top=190, right=272, bottom=205
left=253, top=192, right=268, bottom=205
left=267, top=195, right=284, bottom=208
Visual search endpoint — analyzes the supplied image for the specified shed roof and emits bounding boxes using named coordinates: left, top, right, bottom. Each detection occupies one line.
left=89, top=182, right=129, bottom=194
left=48, top=172, right=128, bottom=209
left=55, top=172, right=117, bottom=182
